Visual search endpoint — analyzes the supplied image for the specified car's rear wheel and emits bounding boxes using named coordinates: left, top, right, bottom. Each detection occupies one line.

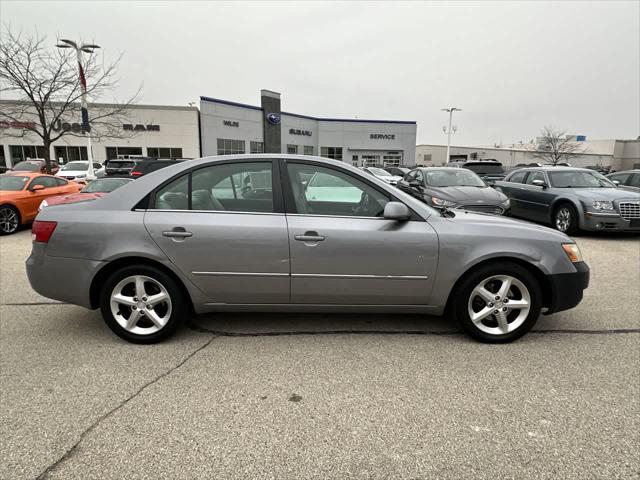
left=100, top=265, right=187, bottom=344
left=553, top=203, right=579, bottom=235
left=0, top=205, right=20, bottom=235
left=452, top=262, right=542, bottom=343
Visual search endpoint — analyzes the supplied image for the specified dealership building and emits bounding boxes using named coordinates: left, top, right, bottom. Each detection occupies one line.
left=0, top=102, right=200, bottom=168
left=416, top=138, right=640, bottom=171
left=199, top=90, right=416, bottom=167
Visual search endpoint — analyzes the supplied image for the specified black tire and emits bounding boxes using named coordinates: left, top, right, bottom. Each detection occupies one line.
left=0, top=205, right=20, bottom=235
left=451, top=262, right=543, bottom=343
left=99, top=264, right=188, bottom=344
left=553, top=202, right=579, bottom=235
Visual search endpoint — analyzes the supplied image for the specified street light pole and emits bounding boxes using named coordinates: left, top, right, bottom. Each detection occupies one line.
left=441, top=107, right=462, bottom=164
left=56, top=39, right=100, bottom=180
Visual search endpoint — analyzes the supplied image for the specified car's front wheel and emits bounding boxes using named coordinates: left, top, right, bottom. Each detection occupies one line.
left=553, top=203, right=579, bottom=235
left=100, top=265, right=188, bottom=343
left=452, top=262, right=542, bottom=343
left=0, top=205, right=20, bottom=235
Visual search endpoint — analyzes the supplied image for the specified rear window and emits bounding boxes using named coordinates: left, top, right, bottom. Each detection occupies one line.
left=12, top=161, right=41, bottom=172
left=106, top=160, right=135, bottom=169
left=465, top=163, right=505, bottom=175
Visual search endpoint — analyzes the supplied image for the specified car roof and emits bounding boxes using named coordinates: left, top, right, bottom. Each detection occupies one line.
left=416, top=167, right=473, bottom=171
left=608, top=169, right=640, bottom=174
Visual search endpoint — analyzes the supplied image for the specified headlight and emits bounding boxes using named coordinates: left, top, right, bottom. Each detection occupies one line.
left=562, top=243, right=584, bottom=263
left=430, top=196, right=457, bottom=207
left=501, top=198, right=511, bottom=208
left=38, top=200, right=48, bottom=211
left=592, top=200, right=614, bottom=211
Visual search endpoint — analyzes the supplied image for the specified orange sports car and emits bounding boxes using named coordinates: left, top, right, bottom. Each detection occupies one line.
left=0, top=172, right=82, bottom=235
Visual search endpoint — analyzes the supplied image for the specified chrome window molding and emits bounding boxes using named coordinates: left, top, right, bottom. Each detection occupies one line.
left=144, top=209, right=284, bottom=216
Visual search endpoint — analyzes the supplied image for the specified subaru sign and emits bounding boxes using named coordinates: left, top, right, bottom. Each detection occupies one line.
left=266, top=113, right=281, bottom=125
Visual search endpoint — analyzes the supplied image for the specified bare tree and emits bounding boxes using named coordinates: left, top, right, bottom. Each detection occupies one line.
left=528, top=126, right=585, bottom=165
left=0, top=26, right=139, bottom=172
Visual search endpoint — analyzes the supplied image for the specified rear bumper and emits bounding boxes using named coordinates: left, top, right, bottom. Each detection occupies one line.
left=545, top=261, right=590, bottom=314
left=26, top=246, right=104, bottom=308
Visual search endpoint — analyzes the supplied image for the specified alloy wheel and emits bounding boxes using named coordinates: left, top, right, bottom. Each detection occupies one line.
left=109, top=275, right=172, bottom=335
left=467, top=274, right=531, bottom=335
left=555, top=207, right=571, bottom=232
left=0, top=207, right=19, bottom=234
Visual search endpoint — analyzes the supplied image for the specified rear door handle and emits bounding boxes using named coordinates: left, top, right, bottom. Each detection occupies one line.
left=162, top=227, right=192, bottom=238
left=295, top=231, right=325, bottom=242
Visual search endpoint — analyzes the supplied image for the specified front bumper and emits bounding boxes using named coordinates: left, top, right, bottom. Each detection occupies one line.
left=583, top=211, right=640, bottom=231
left=545, top=261, right=590, bottom=314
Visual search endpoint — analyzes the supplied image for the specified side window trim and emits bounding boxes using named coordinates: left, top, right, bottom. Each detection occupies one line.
left=278, top=158, right=423, bottom=221
left=147, top=159, right=284, bottom=214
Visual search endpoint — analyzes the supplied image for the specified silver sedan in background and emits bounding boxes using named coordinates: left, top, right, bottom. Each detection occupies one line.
left=27, top=155, right=589, bottom=344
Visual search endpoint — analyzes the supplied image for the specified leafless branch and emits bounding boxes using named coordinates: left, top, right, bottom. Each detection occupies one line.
left=0, top=25, right=140, bottom=172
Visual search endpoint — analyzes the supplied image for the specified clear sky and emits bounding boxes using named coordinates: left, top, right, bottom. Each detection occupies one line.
left=1, top=1, right=639, bottom=146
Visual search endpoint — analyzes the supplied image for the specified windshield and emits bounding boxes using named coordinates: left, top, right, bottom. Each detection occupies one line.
left=465, top=164, right=505, bottom=175
left=82, top=178, right=132, bottom=193
left=12, top=161, right=40, bottom=172
left=368, top=167, right=391, bottom=177
left=426, top=169, right=485, bottom=187
left=61, top=161, right=88, bottom=171
left=0, top=176, right=30, bottom=191
left=549, top=171, right=616, bottom=188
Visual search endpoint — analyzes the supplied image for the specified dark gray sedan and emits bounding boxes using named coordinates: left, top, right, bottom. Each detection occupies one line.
left=607, top=169, right=640, bottom=193
left=496, top=167, right=640, bottom=234
left=397, top=167, right=510, bottom=215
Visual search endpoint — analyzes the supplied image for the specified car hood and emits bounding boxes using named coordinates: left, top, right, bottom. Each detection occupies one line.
left=450, top=210, right=569, bottom=240
left=426, top=185, right=507, bottom=203
left=46, top=192, right=106, bottom=206
left=57, top=170, right=88, bottom=176
left=557, top=187, right=640, bottom=201
left=376, top=175, right=402, bottom=182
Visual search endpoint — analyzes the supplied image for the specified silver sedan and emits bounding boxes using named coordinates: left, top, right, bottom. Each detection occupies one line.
left=27, top=155, right=589, bottom=344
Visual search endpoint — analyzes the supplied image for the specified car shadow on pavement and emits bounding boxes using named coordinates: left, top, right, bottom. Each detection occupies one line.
left=190, top=312, right=459, bottom=337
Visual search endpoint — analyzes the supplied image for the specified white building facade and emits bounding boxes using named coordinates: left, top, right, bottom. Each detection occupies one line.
left=416, top=138, right=640, bottom=171
left=200, top=90, right=416, bottom=167
left=0, top=102, right=200, bottom=168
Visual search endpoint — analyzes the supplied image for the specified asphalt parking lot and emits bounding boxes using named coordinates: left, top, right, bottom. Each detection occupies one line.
left=1, top=229, right=638, bottom=479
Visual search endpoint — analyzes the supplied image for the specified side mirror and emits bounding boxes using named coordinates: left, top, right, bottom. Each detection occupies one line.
left=30, top=184, right=45, bottom=192
left=383, top=202, right=411, bottom=221
left=531, top=179, right=547, bottom=188
left=409, top=180, right=422, bottom=188
left=612, top=180, right=620, bottom=186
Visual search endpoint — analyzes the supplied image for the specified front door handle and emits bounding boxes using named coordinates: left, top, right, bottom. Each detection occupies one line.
left=295, top=231, right=325, bottom=242
left=162, top=227, right=193, bottom=238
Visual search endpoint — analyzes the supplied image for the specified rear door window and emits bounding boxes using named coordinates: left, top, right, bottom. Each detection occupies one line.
left=508, top=170, right=528, bottom=183
left=526, top=171, right=546, bottom=185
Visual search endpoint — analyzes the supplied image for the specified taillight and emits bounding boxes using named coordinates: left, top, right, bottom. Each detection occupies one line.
left=131, top=171, right=143, bottom=177
left=32, top=221, right=57, bottom=243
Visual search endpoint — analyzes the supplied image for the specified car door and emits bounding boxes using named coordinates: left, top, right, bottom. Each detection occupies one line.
left=144, top=159, right=290, bottom=304
left=22, top=176, right=64, bottom=221
left=496, top=170, right=529, bottom=217
left=282, top=159, right=438, bottom=305
left=519, top=170, right=556, bottom=222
